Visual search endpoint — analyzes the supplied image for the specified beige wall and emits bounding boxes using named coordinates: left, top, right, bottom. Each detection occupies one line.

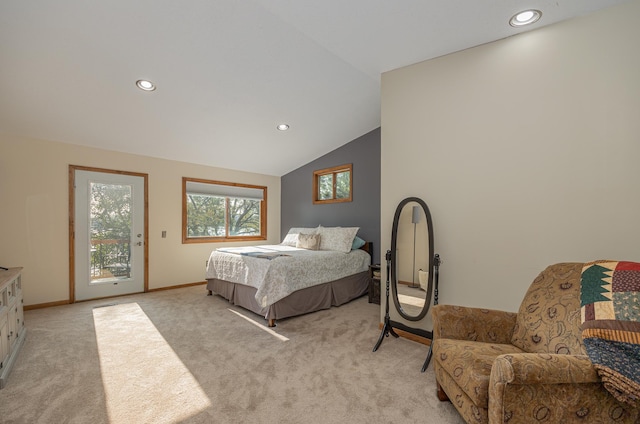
left=381, top=0, right=640, bottom=327
left=0, top=134, right=281, bottom=306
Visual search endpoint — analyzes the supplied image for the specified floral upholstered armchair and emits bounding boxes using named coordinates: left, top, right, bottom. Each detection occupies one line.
left=432, top=262, right=639, bottom=423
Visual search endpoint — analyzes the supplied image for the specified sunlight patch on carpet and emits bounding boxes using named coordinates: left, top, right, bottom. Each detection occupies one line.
left=227, top=308, right=289, bottom=341
left=93, top=302, right=211, bottom=423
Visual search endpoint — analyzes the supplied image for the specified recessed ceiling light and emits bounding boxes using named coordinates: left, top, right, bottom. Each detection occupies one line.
left=509, top=9, right=542, bottom=27
left=277, top=124, right=289, bottom=131
left=136, top=79, right=156, bottom=91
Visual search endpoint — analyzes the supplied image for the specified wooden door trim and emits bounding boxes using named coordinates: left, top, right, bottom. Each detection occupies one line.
left=69, top=165, right=149, bottom=303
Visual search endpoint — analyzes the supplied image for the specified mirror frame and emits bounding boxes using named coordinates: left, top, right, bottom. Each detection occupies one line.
left=390, top=197, right=434, bottom=321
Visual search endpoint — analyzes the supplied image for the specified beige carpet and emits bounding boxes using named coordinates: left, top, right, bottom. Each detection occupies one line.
left=0, top=286, right=464, bottom=423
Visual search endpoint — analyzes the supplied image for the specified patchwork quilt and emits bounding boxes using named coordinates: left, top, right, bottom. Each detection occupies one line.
left=580, top=260, right=640, bottom=407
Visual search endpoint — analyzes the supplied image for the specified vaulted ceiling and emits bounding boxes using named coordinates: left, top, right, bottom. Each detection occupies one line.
left=0, top=0, right=628, bottom=176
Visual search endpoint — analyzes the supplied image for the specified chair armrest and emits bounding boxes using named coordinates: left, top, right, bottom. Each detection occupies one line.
left=487, top=354, right=627, bottom=424
left=491, top=353, right=599, bottom=386
left=431, top=304, right=517, bottom=344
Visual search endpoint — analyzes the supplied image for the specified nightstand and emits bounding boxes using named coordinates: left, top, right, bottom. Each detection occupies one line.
left=368, top=264, right=381, bottom=304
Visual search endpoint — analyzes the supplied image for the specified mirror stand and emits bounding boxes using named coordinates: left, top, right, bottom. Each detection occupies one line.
left=373, top=196, right=442, bottom=372
left=420, top=253, right=441, bottom=372
left=373, top=251, right=442, bottom=370
left=372, top=250, right=399, bottom=352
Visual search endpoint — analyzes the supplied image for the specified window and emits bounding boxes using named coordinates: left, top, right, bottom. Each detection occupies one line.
left=313, top=164, right=352, bottom=204
left=182, top=177, right=267, bottom=243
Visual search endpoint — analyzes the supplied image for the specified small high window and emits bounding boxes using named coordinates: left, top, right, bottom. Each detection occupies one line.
left=182, top=177, right=267, bottom=243
left=313, top=164, right=352, bottom=204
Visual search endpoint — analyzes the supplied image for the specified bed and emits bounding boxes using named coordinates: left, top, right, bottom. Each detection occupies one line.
left=205, top=226, right=372, bottom=326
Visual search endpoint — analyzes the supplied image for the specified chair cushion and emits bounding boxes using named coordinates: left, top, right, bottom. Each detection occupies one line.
left=433, top=339, right=524, bottom=406
left=511, top=263, right=586, bottom=355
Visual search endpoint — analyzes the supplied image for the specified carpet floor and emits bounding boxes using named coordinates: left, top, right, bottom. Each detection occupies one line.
left=0, top=285, right=464, bottom=423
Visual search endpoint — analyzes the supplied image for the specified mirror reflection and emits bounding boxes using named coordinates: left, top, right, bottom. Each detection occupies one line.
left=394, top=201, right=430, bottom=318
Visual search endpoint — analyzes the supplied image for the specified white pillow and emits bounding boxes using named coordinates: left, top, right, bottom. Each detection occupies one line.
left=318, top=226, right=359, bottom=253
left=280, top=227, right=319, bottom=246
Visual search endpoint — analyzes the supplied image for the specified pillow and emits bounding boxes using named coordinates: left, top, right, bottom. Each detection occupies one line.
left=318, top=226, right=359, bottom=253
left=280, top=227, right=319, bottom=246
left=296, top=233, right=321, bottom=250
left=351, top=236, right=366, bottom=250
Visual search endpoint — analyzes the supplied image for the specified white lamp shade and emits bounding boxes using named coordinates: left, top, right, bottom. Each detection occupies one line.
left=412, top=205, right=421, bottom=224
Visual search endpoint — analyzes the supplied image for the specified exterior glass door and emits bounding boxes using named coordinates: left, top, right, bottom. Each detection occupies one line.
left=72, top=168, right=146, bottom=301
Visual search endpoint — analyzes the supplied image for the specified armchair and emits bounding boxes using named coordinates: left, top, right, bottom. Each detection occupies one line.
left=432, top=263, right=639, bottom=423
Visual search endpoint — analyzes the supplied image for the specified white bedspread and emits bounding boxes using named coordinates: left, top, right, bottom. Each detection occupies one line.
left=205, top=245, right=370, bottom=307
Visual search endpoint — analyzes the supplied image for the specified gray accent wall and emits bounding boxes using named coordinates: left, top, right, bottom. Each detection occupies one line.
left=281, top=128, right=381, bottom=264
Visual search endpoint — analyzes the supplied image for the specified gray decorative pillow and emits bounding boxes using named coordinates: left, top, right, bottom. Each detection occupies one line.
left=296, top=233, right=321, bottom=250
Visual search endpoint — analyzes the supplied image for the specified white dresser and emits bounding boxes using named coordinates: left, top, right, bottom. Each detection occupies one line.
left=0, top=267, right=26, bottom=389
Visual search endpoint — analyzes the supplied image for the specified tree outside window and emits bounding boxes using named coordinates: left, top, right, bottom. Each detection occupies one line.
left=183, top=178, right=267, bottom=243
left=90, top=182, right=132, bottom=279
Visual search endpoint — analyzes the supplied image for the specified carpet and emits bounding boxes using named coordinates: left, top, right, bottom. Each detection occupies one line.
left=0, top=285, right=464, bottom=423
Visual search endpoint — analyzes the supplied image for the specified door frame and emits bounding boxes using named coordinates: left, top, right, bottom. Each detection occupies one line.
left=69, top=165, right=149, bottom=303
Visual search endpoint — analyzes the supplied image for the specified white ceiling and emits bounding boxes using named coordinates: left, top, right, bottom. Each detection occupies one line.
left=0, top=0, right=628, bottom=176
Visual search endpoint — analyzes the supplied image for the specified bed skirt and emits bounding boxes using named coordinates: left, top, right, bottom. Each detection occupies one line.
left=206, top=271, right=369, bottom=325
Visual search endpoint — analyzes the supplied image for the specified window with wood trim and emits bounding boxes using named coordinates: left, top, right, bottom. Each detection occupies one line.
left=182, top=177, right=267, bottom=243
left=313, top=164, right=352, bottom=204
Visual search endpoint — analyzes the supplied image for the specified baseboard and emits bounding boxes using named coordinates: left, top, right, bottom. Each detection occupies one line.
left=24, top=300, right=70, bottom=311
left=378, top=322, right=432, bottom=346
left=147, top=281, right=207, bottom=292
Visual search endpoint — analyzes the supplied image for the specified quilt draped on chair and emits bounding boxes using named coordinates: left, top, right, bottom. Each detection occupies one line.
left=580, top=260, right=640, bottom=407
